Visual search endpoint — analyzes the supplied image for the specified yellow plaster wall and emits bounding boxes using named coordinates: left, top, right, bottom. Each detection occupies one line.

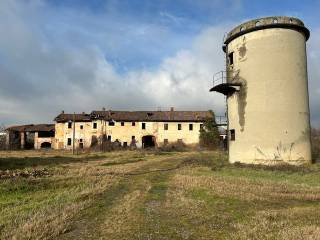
left=54, top=120, right=203, bottom=149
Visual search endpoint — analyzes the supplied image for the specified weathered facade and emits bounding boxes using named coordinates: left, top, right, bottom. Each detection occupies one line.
left=211, top=16, right=312, bottom=164
left=53, top=109, right=211, bottom=150
left=6, top=124, right=55, bottom=150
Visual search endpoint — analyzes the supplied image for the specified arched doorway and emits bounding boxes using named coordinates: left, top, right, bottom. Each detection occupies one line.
left=41, top=142, right=51, bottom=149
left=142, top=135, right=156, bottom=148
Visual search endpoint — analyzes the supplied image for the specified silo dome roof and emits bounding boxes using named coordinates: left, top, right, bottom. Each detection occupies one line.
left=224, top=16, right=310, bottom=46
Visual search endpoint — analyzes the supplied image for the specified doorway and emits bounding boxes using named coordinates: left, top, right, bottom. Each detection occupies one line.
left=142, top=135, right=156, bottom=148
left=40, top=142, right=51, bottom=149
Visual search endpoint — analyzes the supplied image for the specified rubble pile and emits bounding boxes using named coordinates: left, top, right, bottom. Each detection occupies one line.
left=0, top=168, right=50, bottom=179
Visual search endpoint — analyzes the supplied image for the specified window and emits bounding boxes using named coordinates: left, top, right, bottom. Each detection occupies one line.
left=123, top=142, right=128, bottom=147
left=107, top=135, right=112, bottom=141
left=93, top=122, right=97, bottom=129
left=109, top=121, right=115, bottom=126
left=164, top=123, right=168, bottom=130
left=132, top=136, right=135, bottom=140
left=79, top=138, right=83, bottom=143
left=230, top=129, right=235, bottom=141
left=178, top=124, right=182, bottom=130
left=67, top=138, right=72, bottom=145
left=189, top=124, right=193, bottom=131
left=121, top=122, right=125, bottom=126
left=142, top=122, right=146, bottom=130
left=80, top=125, right=83, bottom=130
left=68, top=122, right=72, bottom=129
left=132, top=122, right=136, bottom=126
left=228, top=52, right=234, bottom=65
left=164, top=139, right=168, bottom=145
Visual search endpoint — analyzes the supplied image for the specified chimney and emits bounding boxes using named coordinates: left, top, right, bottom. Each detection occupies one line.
left=170, top=107, right=174, bottom=120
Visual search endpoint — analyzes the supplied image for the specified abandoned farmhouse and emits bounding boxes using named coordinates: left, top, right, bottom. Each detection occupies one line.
left=6, top=108, right=214, bottom=150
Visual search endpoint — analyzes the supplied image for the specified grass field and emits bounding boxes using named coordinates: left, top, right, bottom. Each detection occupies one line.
left=1, top=150, right=320, bottom=240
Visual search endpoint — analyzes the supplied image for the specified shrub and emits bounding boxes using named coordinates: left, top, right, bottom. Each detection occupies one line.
left=311, top=128, right=320, bottom=162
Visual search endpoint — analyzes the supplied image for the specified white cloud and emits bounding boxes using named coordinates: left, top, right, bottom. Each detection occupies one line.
left=0, top=0, right=318, bottom=128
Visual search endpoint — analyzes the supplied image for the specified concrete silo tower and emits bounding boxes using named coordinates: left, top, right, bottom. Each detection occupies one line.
left=210, top=16, right=312, bottom=164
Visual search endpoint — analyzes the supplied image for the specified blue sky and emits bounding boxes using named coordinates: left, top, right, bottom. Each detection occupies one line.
left=0, top=0, right=319, bottom=126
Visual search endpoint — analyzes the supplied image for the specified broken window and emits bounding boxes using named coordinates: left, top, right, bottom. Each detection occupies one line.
left=80, top=125, right=83, bottom=130
left=164, top=123, right=168, bottom=130
left=228, top=52, right=234, bottom=65
left=121, top=122, right=125, bottom=126
left=142, top=123, right=146, bottom=130
left=189, top=124, right=193, bottom=131
left=67, top=138, right=72, bottom=145
left=93, top=122, right=97, bottom=129
left=164, top=139, right=168, bottom=145
left=178, top=124, right=182, bottom=130
left=132, top=122, right=136, bottom=126
left=38, top=131, right=54, bottom=138
left=109, top=121, right=115, bottom=126
left=230, top=129, right=235, bottom=141
left=68, top=122, right=72, bottom=129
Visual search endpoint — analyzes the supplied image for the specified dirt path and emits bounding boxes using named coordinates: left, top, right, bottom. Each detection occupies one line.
left=58, top=151, right=320, bottom=240
left=59, top=153, right=185, bottom=239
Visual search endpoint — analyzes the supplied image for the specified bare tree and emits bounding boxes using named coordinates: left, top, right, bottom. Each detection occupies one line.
left=0, top=124, right=7, bottom=150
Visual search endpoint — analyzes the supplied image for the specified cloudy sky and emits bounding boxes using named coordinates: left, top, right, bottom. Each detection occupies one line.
left=0, top=0, right=319, bottom=126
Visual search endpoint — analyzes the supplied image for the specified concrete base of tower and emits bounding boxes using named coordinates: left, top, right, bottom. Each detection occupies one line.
left=228, top=144, right=312, bottom=165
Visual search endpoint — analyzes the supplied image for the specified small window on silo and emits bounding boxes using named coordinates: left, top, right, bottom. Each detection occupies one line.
left=228, top=52, right=234, bottom=65
left=230, top=129, right=235, bottom=141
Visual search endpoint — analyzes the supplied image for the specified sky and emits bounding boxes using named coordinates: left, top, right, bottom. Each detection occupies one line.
left=0, top=0, right=319, bottom=126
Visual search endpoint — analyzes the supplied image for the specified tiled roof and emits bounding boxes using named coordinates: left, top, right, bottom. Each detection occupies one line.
left=7, top=124, right=55, bottom=132
left=91, top=110, right=211, bottom=122
left=54, top=113, right=91, bottom=122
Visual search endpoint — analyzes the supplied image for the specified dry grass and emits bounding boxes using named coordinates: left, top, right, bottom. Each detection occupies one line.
left=1, top=150, right=320, bottom=239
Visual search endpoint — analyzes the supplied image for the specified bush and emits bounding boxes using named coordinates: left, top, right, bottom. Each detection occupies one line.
left=158, top=141, right=188, bottom=152
left=311, top=128, right=320, bottom=162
